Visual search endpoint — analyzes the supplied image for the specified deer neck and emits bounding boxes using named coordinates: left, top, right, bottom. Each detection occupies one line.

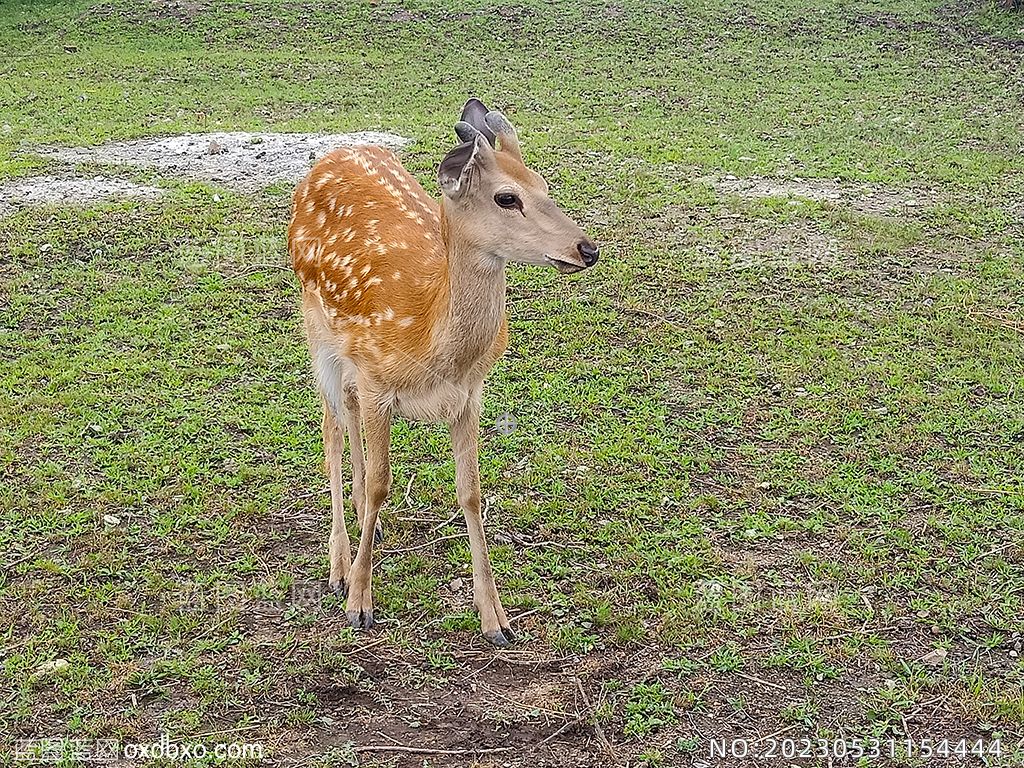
left=431, top=204, right=507, bottom=373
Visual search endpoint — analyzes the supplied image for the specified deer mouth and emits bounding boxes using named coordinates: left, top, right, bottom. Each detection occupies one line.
left=544, top=255, right=586, bottom=274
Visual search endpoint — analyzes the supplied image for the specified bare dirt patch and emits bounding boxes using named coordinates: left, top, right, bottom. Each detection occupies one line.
left=0, top=175, right=163, bottom=217
left=35, top=131, right=410, bottom=192
left=711, top=175, right=942, bottom=216
left=2, top=131, right=410, bottom=216
left=729, top=224, right=841, bottom=268
left=147, top=0, right=210, bottom=21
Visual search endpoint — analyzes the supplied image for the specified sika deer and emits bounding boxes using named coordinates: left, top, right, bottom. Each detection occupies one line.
left=288, top=99, right=598, bottom=646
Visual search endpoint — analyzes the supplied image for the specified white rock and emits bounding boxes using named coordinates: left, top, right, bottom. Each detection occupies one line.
left=33, top=659, right=70, bottom=678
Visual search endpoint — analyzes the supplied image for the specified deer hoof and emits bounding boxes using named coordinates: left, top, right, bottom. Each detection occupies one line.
left=373, top=522, right=384, bottom=545
left=484, top=625, right=515, bottom=647
left=328, top=578, right=348, bottom=598
left=347, top=608, right=374, bottom=631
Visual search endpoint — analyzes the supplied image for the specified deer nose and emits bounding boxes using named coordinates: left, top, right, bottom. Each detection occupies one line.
left=577, top=241, right=599, bottom=267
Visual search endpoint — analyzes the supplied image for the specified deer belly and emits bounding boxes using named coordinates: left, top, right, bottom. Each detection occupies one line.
left=392, top=385, right=470, bottom=423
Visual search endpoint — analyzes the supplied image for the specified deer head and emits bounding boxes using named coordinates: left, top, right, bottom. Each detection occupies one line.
left=438, top=98, right=599, bottom=274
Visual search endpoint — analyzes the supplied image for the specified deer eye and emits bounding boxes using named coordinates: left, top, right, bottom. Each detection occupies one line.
left=494, top=192, right=521, bottom=210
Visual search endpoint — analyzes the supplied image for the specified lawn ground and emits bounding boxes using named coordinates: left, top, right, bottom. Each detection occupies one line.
left=1, top=0, right=1023, bottom=766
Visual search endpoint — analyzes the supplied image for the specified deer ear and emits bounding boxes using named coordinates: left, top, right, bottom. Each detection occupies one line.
left=438, top=134, right=492, bottom=199
left=458, top=98, right=497, bottom=147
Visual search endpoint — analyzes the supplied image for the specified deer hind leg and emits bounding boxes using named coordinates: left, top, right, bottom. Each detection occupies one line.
left=451, top=398, right=513, bottom=647
left=312, top=346, right=353, bottom=595
left=342, top=382, right=383, bottom=544
left=322, top=398, right=351, bottom=595
left=344, top=395, right=392, bottom=630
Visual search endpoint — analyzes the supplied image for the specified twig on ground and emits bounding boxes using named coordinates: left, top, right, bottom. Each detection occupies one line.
left=4, top=552, right=35, bottom=569
left=460, top=655, right=500, bottom=683
left=735, top=671, right=787, bottom=691
left=613, top=302, right=683, bottom=329
left=455, top=649, right=566, bottom=666
left=225, top=263, right=292, bottom=279
left=402, top=475, right=415, bottom=508
left=575, top=677, right=616, bottom=760
left=354, top=745, right=513, bottom=756
left=508, top=607, right=545, bottom=624
left=196, top=724, right=262, bottom=738
left=756, top=723, right=801, bottom=742
left=966, top=486, right=1016, bottom=496
left=536, top=716, right=583, bottom=749
left=478, top=683, right=571, bottom=720
left=431, top=509, right=462, bottom=533
left=504, top=531, right=588, bottom=551
left=381, top=532, right=467, bottom=555
left=981, top=540, right=1019, bottom=558
left=817, top=624, right=895, bottom=643
left=967, top=308, right=1024, bottom=334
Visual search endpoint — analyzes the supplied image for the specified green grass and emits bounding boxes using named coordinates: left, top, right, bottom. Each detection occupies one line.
left=2, top=0, right=1023, bottom=765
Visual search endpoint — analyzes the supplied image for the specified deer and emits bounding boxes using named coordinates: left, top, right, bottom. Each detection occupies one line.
left=287, top=98, right=599, bottom=646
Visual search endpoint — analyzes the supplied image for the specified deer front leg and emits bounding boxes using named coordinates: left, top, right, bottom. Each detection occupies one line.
left=451, top=400, right=513, bottom=647
left=345, top=398, right=392, bottom=630
left=323, top=399, right=351, bottom=595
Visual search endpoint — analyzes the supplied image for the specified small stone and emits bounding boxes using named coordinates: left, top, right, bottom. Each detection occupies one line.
left=919, top=648, right=947, bottom=666
left=930, top=625, right=940, bottom=635
left=206, top=139, right=225, bottom=155
left=449, top=578, right=464, bottom=592
left=102, top=514, right=121, bottom=527
left=212, top=194, right=221, bottom=202
left=33, top=659, right=70, bottom=679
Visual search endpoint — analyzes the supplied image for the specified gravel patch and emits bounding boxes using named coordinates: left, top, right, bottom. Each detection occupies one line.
left=1, top=131, right=411, bottom=216
left=730, top=226, right=841, bottom=268
left=35, top=131, right=410, bottom=191
left=0, top=175, right=163, bottom=217
left=711, top=175, right=941, bottom=215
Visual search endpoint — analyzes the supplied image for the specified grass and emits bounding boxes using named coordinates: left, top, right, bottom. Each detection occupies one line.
left=2, top=0, right=1023, bottom=764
